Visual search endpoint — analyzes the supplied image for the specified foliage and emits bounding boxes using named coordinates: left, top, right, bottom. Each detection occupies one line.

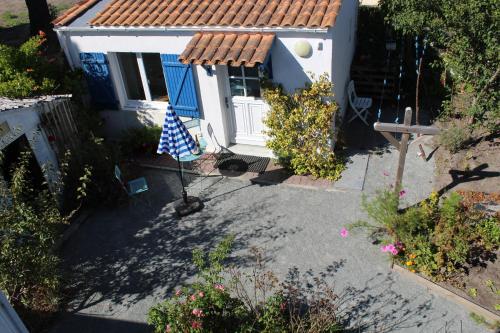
left=0, top=33, right=75, bottom=98
left=148, top=236, right=344, bottom=332
left=120, top=125, right=162, bottom=157
left=437, top=124, right=469, bottom=153
left=0, top=151, right=65, bottom=316
left=357, top=190, right=500, bottom=280
left=262, top=74, right=345, bottom=180
left=60, top=107, right=121, bottom=212
left=380, top=0, right=499, bottom=130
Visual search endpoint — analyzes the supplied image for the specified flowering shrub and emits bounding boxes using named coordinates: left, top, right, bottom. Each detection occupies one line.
left=355, top=190, right=500, bottom=280
left=148, top=237, right=344, bottom=332
left=262, top=74, right=345, bottom=180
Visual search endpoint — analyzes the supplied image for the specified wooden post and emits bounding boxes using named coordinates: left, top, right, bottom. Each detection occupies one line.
left=373, top=107, right=440, bottom=194
left=394, top=108, right=412, bottom=192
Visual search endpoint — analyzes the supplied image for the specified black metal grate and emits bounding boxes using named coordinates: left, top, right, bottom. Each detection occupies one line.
left=215, top=151, right=270, bottom=174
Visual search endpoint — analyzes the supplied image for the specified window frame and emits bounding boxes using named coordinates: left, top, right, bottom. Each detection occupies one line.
left=228, top=66, right=262, bottom=99
left=111, top=52, right=170, bottom=110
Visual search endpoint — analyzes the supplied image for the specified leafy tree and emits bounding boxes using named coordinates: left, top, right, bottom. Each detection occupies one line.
left=380, top=0, right=499, bottom=130
left=263, top=74, right=345, bottom=180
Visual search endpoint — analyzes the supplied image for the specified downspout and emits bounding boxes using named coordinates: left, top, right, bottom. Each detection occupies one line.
left=56, top=30, right=75, bottom=69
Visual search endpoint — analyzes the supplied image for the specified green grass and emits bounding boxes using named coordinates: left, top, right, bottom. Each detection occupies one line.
left=0, top=10, right=29, bottom=28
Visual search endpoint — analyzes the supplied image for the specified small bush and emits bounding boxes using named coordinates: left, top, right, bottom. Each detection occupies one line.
left=148, top=236, right=344, bottom=332
left=356, top=191, right=500, bottom=280
left=438, top=124, right=469, bottom=153
left=263, top=74, right=345, bottom=180
left=0, top=151, right=65, bottom=326
left=120, top=125, right=162, bottom=157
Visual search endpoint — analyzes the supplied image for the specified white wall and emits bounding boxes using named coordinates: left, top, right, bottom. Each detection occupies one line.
left=60, top=25, right=353, bottom=149
left=330, top=0, right=359, bottom=119
left=0, top=107, right=59, bottom=186
left=0, top=291, right=28, bottom=333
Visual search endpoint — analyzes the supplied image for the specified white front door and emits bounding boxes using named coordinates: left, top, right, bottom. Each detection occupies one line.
left=224, top=66, right=268, bottom=146
left=229, top=97, right=269, bottom=146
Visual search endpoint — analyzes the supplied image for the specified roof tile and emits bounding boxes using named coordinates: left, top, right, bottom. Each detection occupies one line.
left=59, top=0, right=344, bottom=29
left=179, top=32, right=275, bottom=67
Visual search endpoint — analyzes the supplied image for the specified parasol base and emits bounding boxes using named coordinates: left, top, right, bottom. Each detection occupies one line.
left=174, top=196, right=204, bottom=217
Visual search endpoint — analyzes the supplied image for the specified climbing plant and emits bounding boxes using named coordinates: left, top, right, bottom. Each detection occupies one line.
left=380, top=0, right=499, bottom=130
left=262, top=74, right=345, bottom=180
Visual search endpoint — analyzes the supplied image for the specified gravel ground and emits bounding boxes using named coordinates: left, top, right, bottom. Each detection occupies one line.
left=50, top=140, right=488, bottom=333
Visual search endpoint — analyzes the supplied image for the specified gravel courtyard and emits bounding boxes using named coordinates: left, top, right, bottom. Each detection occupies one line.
left=51, top=140, right=487, bottom=333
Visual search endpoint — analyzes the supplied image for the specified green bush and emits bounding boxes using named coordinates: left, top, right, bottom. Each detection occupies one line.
left=0, top=151, right=65, bottom=317
left=262, top=74, right=345, bottom=180
left=120, top=125, right=162, bottom=157
left=60, top=107, right=121, bottom=212
left=357, top=191, right=500, bottom=280
left=148, top=236, right=344, bottom=332
left=0, top=34, right=74, bottom=98
left=438, top=125, right=469, bottom=153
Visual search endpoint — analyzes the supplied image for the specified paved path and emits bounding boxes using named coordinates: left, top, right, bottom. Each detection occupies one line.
left=51, top=138, right=487, bottom=333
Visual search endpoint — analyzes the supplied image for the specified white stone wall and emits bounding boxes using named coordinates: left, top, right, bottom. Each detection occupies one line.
left=0, top=107, right=59, bottom=186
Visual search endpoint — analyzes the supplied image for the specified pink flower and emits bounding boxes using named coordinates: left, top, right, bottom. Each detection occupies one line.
left=165, top=324, right=171, bottom=332
left=391, top=248, right=399, bottom=255
left=192, top=308, right=204, bottom=317
left=383, top=171, right=390, bottom=177
left=198, top=291, right=204, bottom=298
left=175, top=289, right=182, bottom=296
left=381, top=245, right=388, bottom=253
left=399, top=190, right=406, bottom=198
left=386, top=244, right=395, bottom=252
left=190, top=294, right=197, bottom=301
left=340, top=228, right=349, bottom=238
left=214, top=284, right=225, bottom=291
left=280, top=302, right=287, bottom=311
left=191, top=321, right=202, bottom=329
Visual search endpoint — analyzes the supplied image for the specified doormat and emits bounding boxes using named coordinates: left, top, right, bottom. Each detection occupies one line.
left=215, top=152, right=270, bottom=174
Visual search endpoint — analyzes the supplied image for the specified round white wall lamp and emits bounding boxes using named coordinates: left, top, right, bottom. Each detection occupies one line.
left=294, top=40, right=313, bottom=58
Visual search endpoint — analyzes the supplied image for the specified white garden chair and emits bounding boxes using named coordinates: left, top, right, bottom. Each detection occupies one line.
left=347, top=80, right=372, bottom=126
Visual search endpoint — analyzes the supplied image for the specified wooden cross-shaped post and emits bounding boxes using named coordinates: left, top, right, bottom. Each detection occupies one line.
left=374, top=107, right=440, bottom=193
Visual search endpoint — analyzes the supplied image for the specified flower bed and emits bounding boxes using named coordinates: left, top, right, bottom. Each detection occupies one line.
left=148, top=237, right=344, bottom=332
left=351, top=190, right=500, bottom=319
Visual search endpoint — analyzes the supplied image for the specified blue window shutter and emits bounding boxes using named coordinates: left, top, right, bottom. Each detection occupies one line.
left=160, top=54, right=200, bottom=118
left=80, top=53, right=118, bottom=109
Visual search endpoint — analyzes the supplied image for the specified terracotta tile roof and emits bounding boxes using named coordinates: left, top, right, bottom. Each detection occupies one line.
left=52, top=0, right=100, bottom=26
left=179, top=32, right=275, bottom=67
left=87, top=0, right=342, bottom=29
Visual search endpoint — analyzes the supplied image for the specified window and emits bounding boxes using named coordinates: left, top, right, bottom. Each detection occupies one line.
left=228, top=66, right=261, bottom=98
left=116, top=52, right=169, bottom=104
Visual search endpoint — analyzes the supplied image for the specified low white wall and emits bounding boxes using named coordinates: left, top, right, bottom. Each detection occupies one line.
left=0, top=107, right=59, bottom=186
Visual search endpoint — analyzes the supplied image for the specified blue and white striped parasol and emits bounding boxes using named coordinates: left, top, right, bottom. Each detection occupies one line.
left=157, top=107, right=198, bottom=158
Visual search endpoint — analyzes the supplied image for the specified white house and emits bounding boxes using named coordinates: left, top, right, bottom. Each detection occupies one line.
left=53, top=0, right=358, bottom=155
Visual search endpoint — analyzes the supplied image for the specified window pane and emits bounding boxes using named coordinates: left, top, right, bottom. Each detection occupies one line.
left=228, top=66, right=242, bottom=77
left=244, top=66, right=259, bottom=78
left=117, top=53, right=145, bottom=100
left=229, top=78, right=245, bottom=96
left=246, top=79, right=261, bottom=97
left=142, top=53, right=169, bottom=102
